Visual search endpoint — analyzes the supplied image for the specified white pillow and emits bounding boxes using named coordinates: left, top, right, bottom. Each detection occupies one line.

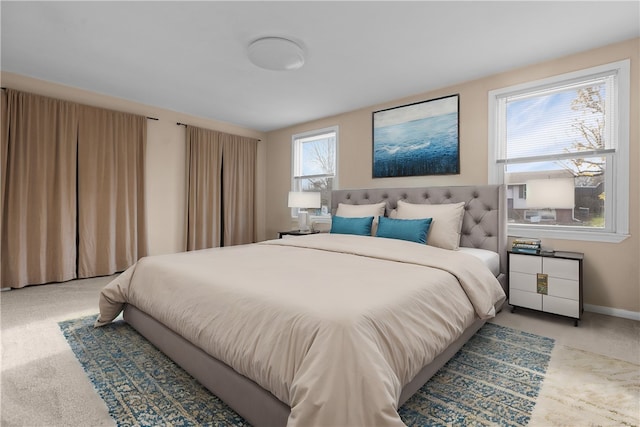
left=335, top=202, right=386, bottom=235
left=394, top=200, right=465, bottom=250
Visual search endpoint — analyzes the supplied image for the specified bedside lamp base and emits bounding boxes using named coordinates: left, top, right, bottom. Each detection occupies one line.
left=298, top=211, right=309, bottom=232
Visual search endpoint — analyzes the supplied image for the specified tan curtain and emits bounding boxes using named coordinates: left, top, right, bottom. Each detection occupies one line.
left=77, top=105, right=148, bottom=278
left=221, top=135, right=257, bottom=246
left=185, top=126, right=257, bottom=250
left=185, top=126, right=223, bottom=251
left=1, top=90, right=8, bottom=275
left=1, top=90, right=78, bottom=288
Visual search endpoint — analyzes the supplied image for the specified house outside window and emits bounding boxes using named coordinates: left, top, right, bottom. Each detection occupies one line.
left=488, top=60, right=630, bottom=242
left=291, top=126, right=338, bottom=221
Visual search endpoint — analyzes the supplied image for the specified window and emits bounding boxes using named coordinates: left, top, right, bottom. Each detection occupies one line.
left=292, top=126, right=338, bottom=220
left=489, top=60, right=630, bottom=242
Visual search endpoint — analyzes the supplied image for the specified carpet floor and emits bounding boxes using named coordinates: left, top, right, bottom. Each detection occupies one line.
left=60, top=316, right=556, bottom=427
left=529, top=344, right=640, bottom=426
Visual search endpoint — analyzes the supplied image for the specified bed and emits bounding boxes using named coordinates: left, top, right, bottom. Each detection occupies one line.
left=96, top=184, right=507, bottom=427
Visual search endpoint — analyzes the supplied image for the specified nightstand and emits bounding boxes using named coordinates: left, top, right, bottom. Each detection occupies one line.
left=508, top=250, right=584, bottom=326
left=277, top=230, right=320, bottom=239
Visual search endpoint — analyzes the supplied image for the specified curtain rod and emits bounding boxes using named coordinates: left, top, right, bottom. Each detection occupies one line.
left=1, top=88, right=159, bottom=120
left=177, top=122, right=262, bottom=141
left=0, top=95, right=254, bottom=140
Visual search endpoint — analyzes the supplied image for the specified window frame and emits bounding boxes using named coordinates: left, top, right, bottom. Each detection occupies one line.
left=488, top=59, right=630, bottom=243
left=291, top=125, right=339, bottom=222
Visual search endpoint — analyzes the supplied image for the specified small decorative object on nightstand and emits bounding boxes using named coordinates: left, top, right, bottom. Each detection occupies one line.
left=508, top=249, right=584, bottom=326
left=278, top=230, right=320, bottom=239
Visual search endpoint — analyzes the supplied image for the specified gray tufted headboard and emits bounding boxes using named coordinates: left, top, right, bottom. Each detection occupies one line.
left=331, top=185, right=508, bottom=286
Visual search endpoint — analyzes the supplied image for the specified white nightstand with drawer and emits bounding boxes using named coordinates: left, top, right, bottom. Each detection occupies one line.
left=508, top=250, right=584, bottom=326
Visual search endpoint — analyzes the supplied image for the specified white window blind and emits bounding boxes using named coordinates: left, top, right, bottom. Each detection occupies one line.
left=496, top=73, right=616, bottom=164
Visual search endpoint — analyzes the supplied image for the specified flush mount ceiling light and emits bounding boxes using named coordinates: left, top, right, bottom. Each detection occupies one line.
left=247, top=37, right=305, bottom=71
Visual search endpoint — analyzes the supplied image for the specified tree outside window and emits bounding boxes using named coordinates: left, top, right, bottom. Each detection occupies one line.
left=292, top=127, right=337, bottom=218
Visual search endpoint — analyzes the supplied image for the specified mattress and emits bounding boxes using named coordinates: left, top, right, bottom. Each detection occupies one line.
left=97, top=233, right=505, bottom=426
left=458, top=247, right=501, bottom=277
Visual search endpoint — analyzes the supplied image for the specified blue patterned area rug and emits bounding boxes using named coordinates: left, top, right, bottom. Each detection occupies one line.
left=59, top=317, right=554, bottom=426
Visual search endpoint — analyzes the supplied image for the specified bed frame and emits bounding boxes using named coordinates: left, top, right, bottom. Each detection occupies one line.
left=123, top=184, right=507, bottom=427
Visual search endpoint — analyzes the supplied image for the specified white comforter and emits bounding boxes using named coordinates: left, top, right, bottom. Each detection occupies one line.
left=97, top=233, right=505, bottom=427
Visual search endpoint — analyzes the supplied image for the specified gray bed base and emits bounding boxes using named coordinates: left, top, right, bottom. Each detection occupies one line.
left=124, top=304, right=489, bottom=427
left=123, top=184, right=508, bottom=426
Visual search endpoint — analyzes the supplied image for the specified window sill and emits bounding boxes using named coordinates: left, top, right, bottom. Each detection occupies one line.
left=508, top=225, right=629, bottom=243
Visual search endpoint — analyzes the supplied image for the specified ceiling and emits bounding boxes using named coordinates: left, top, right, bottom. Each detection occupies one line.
left=2, top=1, right=638, bottom=132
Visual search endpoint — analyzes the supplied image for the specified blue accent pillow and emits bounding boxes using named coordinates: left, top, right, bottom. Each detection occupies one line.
left=330, top=216, right=374, bottom=236
left=375, top=216, right=432, bottom=244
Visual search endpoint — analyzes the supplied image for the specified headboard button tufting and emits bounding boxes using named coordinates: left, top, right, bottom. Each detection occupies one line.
left=330, top=185, right=503, bottom=258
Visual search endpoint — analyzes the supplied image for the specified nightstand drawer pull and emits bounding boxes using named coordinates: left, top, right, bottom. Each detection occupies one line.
left=536, top=273, right=548, bottom=295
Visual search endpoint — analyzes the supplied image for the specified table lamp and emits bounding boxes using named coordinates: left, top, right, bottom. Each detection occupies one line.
left=526, top=178, right=575, bottom=210
left=288, top=191, right=321, bottom=232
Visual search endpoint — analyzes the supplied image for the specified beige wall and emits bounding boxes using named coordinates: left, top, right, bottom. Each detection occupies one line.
left=1, top=72, right=268, bottom=255
left=266, top=38, right=640, bottom=315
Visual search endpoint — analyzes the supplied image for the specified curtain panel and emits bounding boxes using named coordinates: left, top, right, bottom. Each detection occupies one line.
left=1, top=90, right=8, bottom=276
left=185, top=126, right=258, bottom=251
left=78, top=105, right=148, bottom=278
left=1, top=89, right=79, bottom=288
left=221, top=135, right=257, bottom=246
left=1, top=89, right=148, bottom=288
left=185, top=126, right=223, bottom=251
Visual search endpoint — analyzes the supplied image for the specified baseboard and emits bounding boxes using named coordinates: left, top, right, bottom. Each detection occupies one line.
left=584, top=304, right=640, bottom=321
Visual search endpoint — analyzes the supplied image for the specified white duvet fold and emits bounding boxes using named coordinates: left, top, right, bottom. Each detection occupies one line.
left=97, top=233, right=505, bottom=427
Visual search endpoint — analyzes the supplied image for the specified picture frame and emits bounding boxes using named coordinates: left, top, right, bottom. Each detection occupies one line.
left=372, top=94, right=460, bottom=178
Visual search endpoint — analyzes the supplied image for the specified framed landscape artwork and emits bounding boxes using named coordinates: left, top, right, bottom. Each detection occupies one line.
left=372, top=94, right=460, bottom=178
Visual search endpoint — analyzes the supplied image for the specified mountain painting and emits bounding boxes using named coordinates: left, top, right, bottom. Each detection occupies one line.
left=373, top=95, right=459, bottom=177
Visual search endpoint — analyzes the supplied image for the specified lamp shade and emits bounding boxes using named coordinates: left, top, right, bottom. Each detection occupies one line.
left=288, top=191, right=321, bottom=209
left=526, top=178, right=575, bottom=209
